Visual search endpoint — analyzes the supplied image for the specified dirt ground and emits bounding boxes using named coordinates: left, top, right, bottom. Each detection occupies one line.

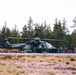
left=0, top=54, right=76, bottom=75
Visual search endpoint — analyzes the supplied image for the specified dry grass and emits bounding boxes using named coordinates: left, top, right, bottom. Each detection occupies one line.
left=0, top=55, right=76, bottom=75
left=0, top=65, right=26, bottom=75
left=49, top=72, right=56, bottom=75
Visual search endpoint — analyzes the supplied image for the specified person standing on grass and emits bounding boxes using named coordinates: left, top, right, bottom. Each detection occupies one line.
left=74, top=47, right=76, bottom=53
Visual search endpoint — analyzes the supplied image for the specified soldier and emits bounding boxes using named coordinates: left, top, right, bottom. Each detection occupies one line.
left=64, top=47, right=68, bottom=53
left=74, top=47, right=76, bottom=53
left=58, top=47, right=63, bottom=53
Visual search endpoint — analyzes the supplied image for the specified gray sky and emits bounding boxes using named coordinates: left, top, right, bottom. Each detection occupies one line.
left=0, top=0, right=76, bottom=33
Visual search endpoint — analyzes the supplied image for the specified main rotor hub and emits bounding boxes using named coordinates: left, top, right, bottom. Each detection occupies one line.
left=34, top=37, right=41, bottom=41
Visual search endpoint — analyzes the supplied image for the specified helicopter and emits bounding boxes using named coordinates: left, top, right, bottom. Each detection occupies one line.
left=3, top=37, right=59, bottom=53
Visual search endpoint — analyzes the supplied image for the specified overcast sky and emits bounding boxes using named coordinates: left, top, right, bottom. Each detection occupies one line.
left=0, top=0, right=76, bottom=33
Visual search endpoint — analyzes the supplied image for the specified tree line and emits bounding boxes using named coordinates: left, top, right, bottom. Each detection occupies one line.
left=0, top=17, right=76, bottom=50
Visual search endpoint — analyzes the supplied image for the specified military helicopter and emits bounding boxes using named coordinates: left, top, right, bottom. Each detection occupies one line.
left=3, top=37, right=58, bottom=53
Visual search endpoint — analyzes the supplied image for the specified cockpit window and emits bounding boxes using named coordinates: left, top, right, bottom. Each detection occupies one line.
left=42, top=41, right=55, bottom=48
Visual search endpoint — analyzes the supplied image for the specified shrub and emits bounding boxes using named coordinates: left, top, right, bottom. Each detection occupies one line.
left=70, top=58, right=75, bottom=61
left=66, top=61, right=70, bottom=65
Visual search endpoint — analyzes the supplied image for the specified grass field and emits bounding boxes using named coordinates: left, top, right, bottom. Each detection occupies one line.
left=0, top=54, right=76, bottom=75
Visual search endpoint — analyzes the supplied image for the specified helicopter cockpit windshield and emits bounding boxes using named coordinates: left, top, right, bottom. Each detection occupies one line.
left=41, top=41, right=55, bottom=49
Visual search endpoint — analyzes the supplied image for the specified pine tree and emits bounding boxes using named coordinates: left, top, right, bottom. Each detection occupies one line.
left=0, top=22, right=11, bottom=46
left=21, top=24, right=27, bottom=38
left=10, top=25, right=20, bottom=43
left=21, top=17, right=34, bottom=38
left=53, top=19, right=63, bottom=39
left=62, top=18, right=69, bottom=35
left=34, top=23, right=45, bottom=38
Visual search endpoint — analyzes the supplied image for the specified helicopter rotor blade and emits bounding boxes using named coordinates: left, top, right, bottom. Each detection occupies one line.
left=42, top=38, right=64, bottom=41
left=6, top=37, right=32, bottom=40
left=6, top=37, right=64, bottom=41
